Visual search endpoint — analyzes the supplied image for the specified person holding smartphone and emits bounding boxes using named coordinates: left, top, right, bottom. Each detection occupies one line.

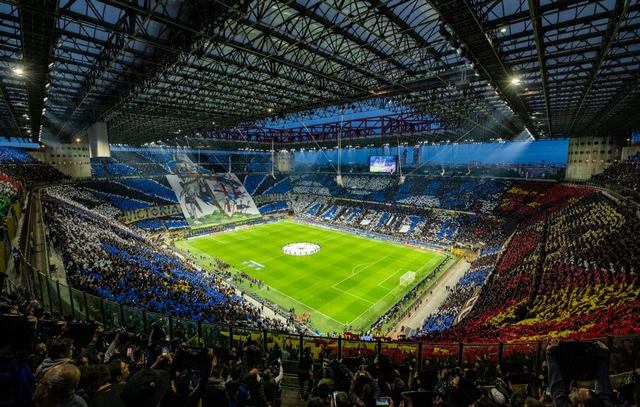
left=546, top=341, right=613, bottom=407
left=150, top=347, right=173, bottom=370
left=89, top=357, right=130, bottom=407
left=298, top=347, right=313, bottom=400
left=107, top=357, right=130, bottom=385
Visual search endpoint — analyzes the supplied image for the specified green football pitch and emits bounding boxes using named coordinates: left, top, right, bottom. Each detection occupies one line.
left=175, top=221, right=453, bottom=334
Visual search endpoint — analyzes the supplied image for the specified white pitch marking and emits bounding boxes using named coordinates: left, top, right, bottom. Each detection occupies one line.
left=352, top=255, right=448, bottom=327
left=331, top=286, right=375, bottom=305
left=332, top=255, right=390, bottom=287
left=262, top=284, right=345, bottom=326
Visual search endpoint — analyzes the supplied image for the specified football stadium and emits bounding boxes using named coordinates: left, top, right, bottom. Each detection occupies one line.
left=0, top=1, right=639, bottom=406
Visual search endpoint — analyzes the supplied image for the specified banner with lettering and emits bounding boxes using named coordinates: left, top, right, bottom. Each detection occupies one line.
left=120, top=204, right=182, bottom=224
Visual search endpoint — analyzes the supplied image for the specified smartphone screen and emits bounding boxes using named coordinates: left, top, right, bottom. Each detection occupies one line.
left=126, top=347, right=133, bottom=357
left=162, top=347, right=168, bottom=356
left=376, top=397, right=391, bottom=406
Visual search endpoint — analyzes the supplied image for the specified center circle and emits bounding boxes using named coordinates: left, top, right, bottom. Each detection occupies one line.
left=282, top=242, right=320, bottom=256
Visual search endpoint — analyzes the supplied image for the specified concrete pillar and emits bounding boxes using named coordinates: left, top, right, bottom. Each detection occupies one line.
left=88, top=122, right=110, bottom=158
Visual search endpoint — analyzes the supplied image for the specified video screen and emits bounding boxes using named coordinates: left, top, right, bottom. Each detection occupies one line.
left=369, top=155, right=397, bottom=173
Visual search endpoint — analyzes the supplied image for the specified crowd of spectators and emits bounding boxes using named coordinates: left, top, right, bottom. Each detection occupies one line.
left=43, top=183, right=189, bottom=232
left=0, top=170, right=23, bottom=218
left=262, top=178, right=292, bottom=195
left=92, top=157, right=139, bottom=177
left=81, top=180, right=175, bottom=209
left=425, top=188, right=640, bottom=343
left=280, top=178, right=578, bottom=252
left=244, top=175, right=268, bottom=195
left=421, top=254, right=498, bottom=335
left=495, top=183, right=592, bottom=223
left=100, top=150, right=260, bottom=177
left=0, top=163, right=66, bottom=187
left=0, top=148, right=65, bottom=219
left=118, top=179, right=179, bottom=203
left=291, top=196, right=325, bottom=214
left=291, top=174, right=340, bottom=197
left=1, top=291, right=292, bottom=407
left=0, top=148, right=65, bottom=187
left=4, top=149, right=640, bottom=341
left=0, top=147, right=39, bottom=164
left=12, top=158, right=636, bottom=346
left=285, top=174, right=511, bottom=214
left=41, top=191, right=293, bottom=333
left=294, top=198, right=513, bottom=249
left=48, top=185, right=124, bottom=224
left=395, top=177, right=508, bottom=213
left=2, top=289, right=639, bottom=407
left=108, top=152, right=170, bottom=176
left=592, top=152, right=640, bottom=192
left=258, top=201, right=289, bottom=215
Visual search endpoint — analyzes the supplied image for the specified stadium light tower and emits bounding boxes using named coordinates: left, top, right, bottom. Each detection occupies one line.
left=335, top=111, right=344, bottom=187
left=396, top=133, right=405, bottom=185
left=270, top=137, right=276, bottom=179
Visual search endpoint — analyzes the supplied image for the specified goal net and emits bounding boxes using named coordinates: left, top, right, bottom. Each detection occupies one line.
left=399, top=271, right=416, bottom=287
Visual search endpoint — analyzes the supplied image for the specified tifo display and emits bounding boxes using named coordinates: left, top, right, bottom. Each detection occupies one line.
left=166, top=170, right=261, bottom=227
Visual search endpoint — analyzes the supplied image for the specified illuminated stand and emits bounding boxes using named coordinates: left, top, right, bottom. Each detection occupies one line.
left=282, top=242, right=320, bottom=256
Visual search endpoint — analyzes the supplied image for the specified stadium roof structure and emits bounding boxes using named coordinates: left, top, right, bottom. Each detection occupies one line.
left=0, top=0, right=639, bottom=145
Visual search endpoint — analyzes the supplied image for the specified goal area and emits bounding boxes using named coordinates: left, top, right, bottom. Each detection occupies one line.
left=399, top=271, right=416, bottom=287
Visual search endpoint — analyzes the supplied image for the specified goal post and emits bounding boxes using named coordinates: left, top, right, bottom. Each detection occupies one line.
left=399, top=271, right=416, bottom=287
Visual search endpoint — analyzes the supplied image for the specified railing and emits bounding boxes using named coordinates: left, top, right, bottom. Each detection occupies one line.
left=27, top=268, right=640, bottom=379
left=13, top=190, right=36, bottom=294
left=2, top=276, right=20, bottom=295
left=39, top=190, right=52, bottom=277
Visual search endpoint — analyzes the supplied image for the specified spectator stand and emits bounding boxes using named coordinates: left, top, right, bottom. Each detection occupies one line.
left=3, top=157, right=640, bottom=407
left=18, top=268, right=640, bottom=389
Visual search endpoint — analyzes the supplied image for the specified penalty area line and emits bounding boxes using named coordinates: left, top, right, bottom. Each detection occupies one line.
left=350, top=254, right=452, bottom=328
left=332, top=255, right=390, bottom=287
left=349, top=284, right=404, bottom=328
left=261, top=285, right=345, bottom=326
left=331, top=286, right=375, bottom=305
left=377, top=268, right=407, bottom=287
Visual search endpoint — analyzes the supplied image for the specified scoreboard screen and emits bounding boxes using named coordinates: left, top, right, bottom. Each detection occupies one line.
left=369, top=155, right=397, bottom=173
